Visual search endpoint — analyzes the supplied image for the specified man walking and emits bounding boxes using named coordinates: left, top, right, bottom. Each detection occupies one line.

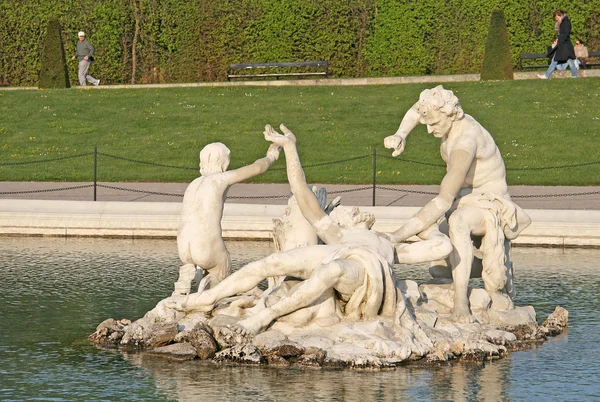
left=71, top=31, right=100, bottom=86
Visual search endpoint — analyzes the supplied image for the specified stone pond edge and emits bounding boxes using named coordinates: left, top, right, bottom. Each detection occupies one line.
left=1, top=199, right=599, bottom=247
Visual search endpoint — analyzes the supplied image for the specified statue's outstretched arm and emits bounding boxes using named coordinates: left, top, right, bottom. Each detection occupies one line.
left=394, top=146, right=475, bottom=241
left=223, top=144, right=280, bottom=185
left=264, top=124, right=343, bottom=244
left=394, top=224, right=452, bottom=263
left=384, top=104, right=421, bottom=157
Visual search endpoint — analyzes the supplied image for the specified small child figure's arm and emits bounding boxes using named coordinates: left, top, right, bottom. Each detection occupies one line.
left=223, top=144, right=281, bottom=185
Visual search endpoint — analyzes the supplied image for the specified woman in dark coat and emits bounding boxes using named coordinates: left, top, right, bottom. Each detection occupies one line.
left=539, top=10, right=578, bottom=79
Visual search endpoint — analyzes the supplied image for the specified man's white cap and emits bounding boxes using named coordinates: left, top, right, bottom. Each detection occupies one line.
left=78, top=31, right=85, bottom=37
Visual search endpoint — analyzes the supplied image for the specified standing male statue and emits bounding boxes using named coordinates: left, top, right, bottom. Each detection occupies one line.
left=384, top=85, right=531, bottom=323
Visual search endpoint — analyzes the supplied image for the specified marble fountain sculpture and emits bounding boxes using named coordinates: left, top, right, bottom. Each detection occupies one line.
left=89, top=86, right=567, bottom=368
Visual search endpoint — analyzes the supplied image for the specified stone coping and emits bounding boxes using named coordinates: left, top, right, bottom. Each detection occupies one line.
left=1, top=199, right=599, bottom=247
left=2, top=70, right=598, bottom=91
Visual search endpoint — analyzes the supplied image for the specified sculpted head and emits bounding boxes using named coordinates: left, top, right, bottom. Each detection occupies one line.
left=416, top=85, right=464, bottom=137
left=199, top=142, right=230, bottom=175
left=330, top=206, right=375, bottom=230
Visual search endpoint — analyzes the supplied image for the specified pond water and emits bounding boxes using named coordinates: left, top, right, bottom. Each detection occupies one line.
left=0, top=237, right=598, bottom=401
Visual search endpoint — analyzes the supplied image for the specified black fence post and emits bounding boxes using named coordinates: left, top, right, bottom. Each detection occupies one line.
left=93, top=146, right=97, bottom=201
left=372, top=148, right=377, bottom=206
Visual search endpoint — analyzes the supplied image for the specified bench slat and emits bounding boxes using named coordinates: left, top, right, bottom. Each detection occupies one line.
left=228, top=72, right=328, bottom=79
left=520, top=53, right=547, bottom=59
left=229, top=61, right=328, bottom=69
left=520, top=51, right=600, bottom=59
left=227, top=60, right=329, bottom=80
left=519, top=51, right=600, bottom=69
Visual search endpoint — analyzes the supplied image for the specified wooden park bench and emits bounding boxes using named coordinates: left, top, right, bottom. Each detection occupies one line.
left=227, top=61, right=328, bottom=81
left=519, top=51, right=600, bottom=69
left=518, top=53, right=548, bottom=70
left=581, top=51, right=600, bottom=69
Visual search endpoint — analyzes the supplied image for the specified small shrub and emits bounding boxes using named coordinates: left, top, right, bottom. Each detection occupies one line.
left=39, top=18, right=70, bottom=88
left=481, top=8, right=513, bottom=80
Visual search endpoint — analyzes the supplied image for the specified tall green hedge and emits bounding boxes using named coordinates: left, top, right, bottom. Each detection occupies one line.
left=0, top=0, right=598, bottom=86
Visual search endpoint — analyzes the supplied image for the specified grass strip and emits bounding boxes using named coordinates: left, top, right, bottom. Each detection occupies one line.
left=1, top=79, right=599, bottom=185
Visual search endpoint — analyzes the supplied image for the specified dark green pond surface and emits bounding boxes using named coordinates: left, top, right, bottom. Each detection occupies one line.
left=0, top=237, right=598, bottom=401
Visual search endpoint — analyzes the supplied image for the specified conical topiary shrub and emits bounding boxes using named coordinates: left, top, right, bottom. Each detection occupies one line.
left=481, top=8, right=513, bottom=80
left=39, top=18, right=70, bottom=88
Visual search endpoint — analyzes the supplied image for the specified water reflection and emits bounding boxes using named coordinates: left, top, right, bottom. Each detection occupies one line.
left=123, top=353, right=516, bottom=402
left=0, top=238, right=598, bottom=401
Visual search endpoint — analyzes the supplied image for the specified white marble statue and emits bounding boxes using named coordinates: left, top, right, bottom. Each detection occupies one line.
left=384, top=85, right=532, bottom=323
left=167, top=124, right=453, bottom=337
left=91, top=121, right=566, bottom=368
left=175, top=141, right=281, bottom=295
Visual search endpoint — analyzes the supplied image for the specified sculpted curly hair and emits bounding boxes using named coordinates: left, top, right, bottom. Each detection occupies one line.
left=330, top=206, right=376, bottom=230
left=416, top=85, right=464, bottom=121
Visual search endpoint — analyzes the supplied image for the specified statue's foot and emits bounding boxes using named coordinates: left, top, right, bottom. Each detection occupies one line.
left=263, top=124, right=296, bottom=147
left=236, top=312, right=273, bottom=335
left=452, top=304, right=476, bottom=324
left=214, top=323, right=256, bottom=346
left=164, top=292, right=215, bottom=313
left=165, top=295, right=190, bottom=311
left=227, top=323, right=255, bottom=338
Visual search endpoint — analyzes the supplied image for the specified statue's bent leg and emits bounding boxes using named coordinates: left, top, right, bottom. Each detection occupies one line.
left=237, top=258, right=362, bottom=334
left=188, top=238, right=231, bottom=284
left=448, top=206, right=486, bottom=323
left=167, top=245, right=331, bottom=312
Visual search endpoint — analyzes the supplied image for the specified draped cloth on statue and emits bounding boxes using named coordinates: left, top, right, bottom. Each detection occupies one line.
left=323, top=245, right=398, bottom=321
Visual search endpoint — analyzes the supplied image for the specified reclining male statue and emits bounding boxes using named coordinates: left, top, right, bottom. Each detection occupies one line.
left=384, top=85, right=532, bottom=323
left=175, top=141, right=281, bottom=294
left=167, top=124, right=453, bottom=337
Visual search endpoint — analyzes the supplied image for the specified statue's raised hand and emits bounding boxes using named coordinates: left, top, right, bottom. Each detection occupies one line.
left=384, top=135, right=405, bottom=157
left=263, top=124, right=297, bottom=147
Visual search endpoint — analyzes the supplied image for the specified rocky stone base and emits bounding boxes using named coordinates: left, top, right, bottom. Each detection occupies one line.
left=88, top=282, right=568, bottom=369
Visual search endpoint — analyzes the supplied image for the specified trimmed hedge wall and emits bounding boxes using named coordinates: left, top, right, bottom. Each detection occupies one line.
left=0, top=0, right=598, bottom=86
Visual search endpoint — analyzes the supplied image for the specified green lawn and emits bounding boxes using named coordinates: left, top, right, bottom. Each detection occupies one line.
left=1, top=79, right=600, bottom=185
